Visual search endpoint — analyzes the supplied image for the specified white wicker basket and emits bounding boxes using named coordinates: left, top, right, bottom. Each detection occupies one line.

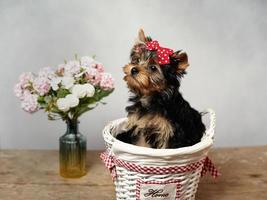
left=101, top=109, right=218, bottom=200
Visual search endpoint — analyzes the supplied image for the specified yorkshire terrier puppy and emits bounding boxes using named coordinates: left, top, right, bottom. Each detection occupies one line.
left=116, top=29, right=206, bottom=149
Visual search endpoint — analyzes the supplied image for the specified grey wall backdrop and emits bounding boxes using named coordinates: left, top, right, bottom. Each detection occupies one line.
left=0, top=0, right=266, bottom=149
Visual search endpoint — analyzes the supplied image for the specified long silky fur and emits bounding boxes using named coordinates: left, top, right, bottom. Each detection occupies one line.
left=117, top=44, right=206, bottom=149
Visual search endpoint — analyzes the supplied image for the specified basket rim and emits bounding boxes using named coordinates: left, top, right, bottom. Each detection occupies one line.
left=103, top=109, right=216, bottom=158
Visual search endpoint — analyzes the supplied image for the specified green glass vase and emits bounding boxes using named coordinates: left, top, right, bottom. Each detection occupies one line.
left=59, top=119, right=87, bottom=178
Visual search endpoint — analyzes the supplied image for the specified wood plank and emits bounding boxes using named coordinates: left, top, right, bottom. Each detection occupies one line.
left=0, top=147, right=266, bottom=199
left=0, top=150, right=116, bottom=199
left=197, top=146, right=267, bottom=200
left=0, top=184, right=115, bottom=200
left=0, top=150, right=113, bottom=186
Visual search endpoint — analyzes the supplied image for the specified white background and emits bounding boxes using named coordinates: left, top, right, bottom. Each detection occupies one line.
left=0, top=0, right=266, bottom=149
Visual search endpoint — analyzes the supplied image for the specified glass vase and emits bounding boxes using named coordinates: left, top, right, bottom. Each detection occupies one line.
left=59, top=119, right=87, bottom=178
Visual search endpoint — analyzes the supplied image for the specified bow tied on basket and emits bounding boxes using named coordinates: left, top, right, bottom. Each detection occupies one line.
left=201, top=157, right=221, bottom=178
left=100, top=151, right=117, bottom=180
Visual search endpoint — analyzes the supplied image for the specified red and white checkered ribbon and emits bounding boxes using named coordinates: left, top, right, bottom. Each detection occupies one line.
left=100, top=151, right=220, bottom=180
left=201, top=157, right=221, bottom=178
left=100, top=151, right=117, bottom=180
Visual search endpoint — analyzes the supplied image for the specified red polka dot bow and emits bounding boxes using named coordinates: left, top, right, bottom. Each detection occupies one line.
left=146, top=40, right=174, bottom=65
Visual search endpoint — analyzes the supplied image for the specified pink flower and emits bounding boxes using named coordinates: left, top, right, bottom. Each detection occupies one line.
left=100, top=73, right=114, bottom=90
left=14, top=82, right=33, bottom=101
left=14, top=72, right=35, bottom=100
left=85, top=68, right=102, bottom=86
left=14, top=83, right=24, bottom=100
left=33, top=77, right=51, bottom=96
left=21, top=92, right=39, bottom=113
left=18, top=72, right=34, bottom=89
left=94, top=63, right=104, bottom=73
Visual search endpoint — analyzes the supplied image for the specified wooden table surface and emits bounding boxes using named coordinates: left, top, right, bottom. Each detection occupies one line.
left=0, top=146, right=267, bottom=200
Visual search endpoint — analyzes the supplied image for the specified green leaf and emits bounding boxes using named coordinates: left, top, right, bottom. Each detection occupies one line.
left=57, top=88, right=70, bottom=98
left=50, top=107, right=62, bottom=114
left=79, top=78, right=88, bottom=84
left=44, top=96, right=52, bottom=103
left=48, top=113, right=57, bottom=120
left=75, top=106, right=96, bottom=119
left=37, top=96, right=45, bottom=104
left=74, top=53, right=78, bottom=60
left=37, top=96, right=47, bottom=108
left=94, top=89, right=114, bottom=101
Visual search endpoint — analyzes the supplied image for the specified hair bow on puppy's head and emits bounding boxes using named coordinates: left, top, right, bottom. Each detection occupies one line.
left=145, top=40, right=174, bottom=65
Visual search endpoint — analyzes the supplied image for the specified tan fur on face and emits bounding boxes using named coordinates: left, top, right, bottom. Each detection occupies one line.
left=123, top=64, right=150, bottom=95
left=126, top=113, right=174, bottom=148
left=123, top=62, right=166, bottom=96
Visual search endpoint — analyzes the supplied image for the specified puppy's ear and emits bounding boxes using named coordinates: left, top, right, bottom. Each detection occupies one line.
left=136, top=28, right=146, bottom=44
left=171, top=51, right=189, bottom=73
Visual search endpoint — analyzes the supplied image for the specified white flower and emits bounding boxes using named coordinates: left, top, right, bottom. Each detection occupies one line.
left=65, top=94, right=79, bottom=108
left=50, top=77, right=62, bottom=91
left=71, top=83, right=95, bottom=98
left=64, top=60, right=81, bottom=75
left=74, top=67, right=87, bottom=78
left=56, top=98, right=70, bottom=112
left=71, top=84, right=87, bottom=98
left=38, top=67, right=54, bottom=79
left=80, top=56, right=95, bottom=67
left=61, top=76, right=75, bottom=89
left=56, top=94, right=79, bottom=112
left=83, top=83, right=95, bottom=97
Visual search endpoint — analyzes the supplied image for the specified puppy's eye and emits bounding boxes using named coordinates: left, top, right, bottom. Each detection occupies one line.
left=149, top=65, right=157, bottom=72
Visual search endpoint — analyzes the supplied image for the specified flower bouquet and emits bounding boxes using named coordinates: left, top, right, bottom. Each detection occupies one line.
left=14, top=55, right=114, bottom=178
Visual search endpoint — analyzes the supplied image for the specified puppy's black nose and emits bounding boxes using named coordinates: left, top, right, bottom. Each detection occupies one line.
left=131, top=67, right=139, bottom=76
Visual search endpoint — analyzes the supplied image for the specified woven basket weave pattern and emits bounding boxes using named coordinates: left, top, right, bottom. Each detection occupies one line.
left=102, top=109, right=216, bottom=200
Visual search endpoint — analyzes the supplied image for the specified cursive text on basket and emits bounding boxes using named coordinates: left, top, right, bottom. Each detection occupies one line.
left=144, top=189, right=169, bottom=198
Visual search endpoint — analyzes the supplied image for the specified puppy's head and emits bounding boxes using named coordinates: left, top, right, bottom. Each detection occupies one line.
left=123, top=29, right=189, bottom=97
